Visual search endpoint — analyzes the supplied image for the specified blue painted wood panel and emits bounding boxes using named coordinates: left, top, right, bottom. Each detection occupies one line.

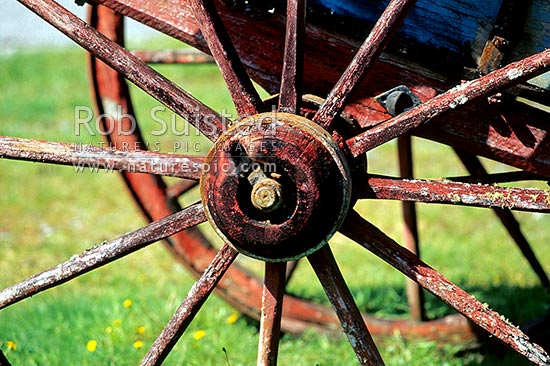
left=309, top=0, right=549, bottom=88
left=311, top=0, right=501, bottom=63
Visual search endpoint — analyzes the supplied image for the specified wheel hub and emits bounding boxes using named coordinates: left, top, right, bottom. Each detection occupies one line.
left=200, top=112, right=352, bottom=262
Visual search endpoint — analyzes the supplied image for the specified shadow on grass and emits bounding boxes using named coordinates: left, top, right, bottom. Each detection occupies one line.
left=290, top=282, right=550, bottom=364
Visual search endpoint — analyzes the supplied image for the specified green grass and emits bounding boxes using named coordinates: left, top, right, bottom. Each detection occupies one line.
left=1, top=43, right=549, bottom=366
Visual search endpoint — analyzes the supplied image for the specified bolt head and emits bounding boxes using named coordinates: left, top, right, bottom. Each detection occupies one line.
left=251, top=179, right=283, bottom=211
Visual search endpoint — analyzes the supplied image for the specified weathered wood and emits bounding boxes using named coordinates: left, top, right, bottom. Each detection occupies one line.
left=18, top=0, right=226, bottom=142
left=358, top=176, right=550, bottom=212
left=189, top=0, right=262, bottom=116
left=308, top=246, right=385, bottom=366
left=96, top=0, right=550, bottom=175
left=141, top=244, right=238, bottom=366
left=309, top=0, right=501, bottom=68
left=0, top=203, right=206, bottom=310
left=257, top=262, right=287, bottom=366
left=313, top=0, right=418, bottom=129
left=309, top=0, right=550, bottom=76
left=346, top=48, right=550, bottom=157
left=0, top=136, right=205, bottom=179
left=341, top=210, right=550, bottom=366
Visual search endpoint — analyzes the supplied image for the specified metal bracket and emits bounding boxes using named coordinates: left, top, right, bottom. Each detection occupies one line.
left=375, top=85, right=423, bottom=117
left=478, top=0, right=525, bottom=74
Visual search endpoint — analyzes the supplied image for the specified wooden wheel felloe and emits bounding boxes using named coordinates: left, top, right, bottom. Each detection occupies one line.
left=1, top=0, right=550, bottom=365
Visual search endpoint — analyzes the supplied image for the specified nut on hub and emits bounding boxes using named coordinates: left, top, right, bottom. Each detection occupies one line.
left=200, top=112, right=351, bottom=262
left=251, top=178, right=283, bottom=212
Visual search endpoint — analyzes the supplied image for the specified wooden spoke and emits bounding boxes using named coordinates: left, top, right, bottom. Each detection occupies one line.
left=17, top=0, right=226, bottom=141
left=346, top=49, right=550, bottom=156
left=278, top=0, right=306, bottom=114
left=358, top=175, right=550, bottom=212
left=313, top=0, right=417, bottom=129
left=0, top=203, right=206, bottom=309
left=257, top=262, right=287, bottom=366
left=308, top=246, right=384, bottom=366
left=189, top=0, right=262, bottom=116
left=140, top=244, right=238, bottom=366
left=340, top=210, right=550, bottom=366
left=454, top=149, right=550, bottom=288
left=0, top=136, right=205, bottom=180
left=397, top=136, right=426, bottom=321
left=132, top=49, right=214, bottom=64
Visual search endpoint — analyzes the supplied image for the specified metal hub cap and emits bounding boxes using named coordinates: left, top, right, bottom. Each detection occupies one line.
left=200, top=112, right=352, bottom=262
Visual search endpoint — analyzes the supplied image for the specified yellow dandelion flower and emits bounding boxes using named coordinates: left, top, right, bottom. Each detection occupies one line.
left=226, top=312, right=239, bottom=324
left=86, top=340, right=98, bottom=352
left=105, top=326, right=113, bottom=334
left=6, top=340, right=17, bottom=351
left=137, top=326, right=146, bottom=334
left=113, top=319, right=122, bottom=327
left=193, top=330, right=206, bottom=340
left=123, top=299, right=132, bottom=308
left=133, top=340, right=144, bottom=349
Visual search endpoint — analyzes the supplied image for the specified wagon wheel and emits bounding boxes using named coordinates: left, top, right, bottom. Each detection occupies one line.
left=2, top=0, right=550, bottom=365
left=86, top=0, right=550, bottom=339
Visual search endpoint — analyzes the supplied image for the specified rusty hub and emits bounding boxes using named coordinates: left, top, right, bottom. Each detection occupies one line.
left=201, top=112, right=352, bottom=262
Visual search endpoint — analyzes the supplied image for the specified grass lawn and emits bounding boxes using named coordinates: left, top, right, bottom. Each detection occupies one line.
left=0, top=39, right=549, bottom=365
